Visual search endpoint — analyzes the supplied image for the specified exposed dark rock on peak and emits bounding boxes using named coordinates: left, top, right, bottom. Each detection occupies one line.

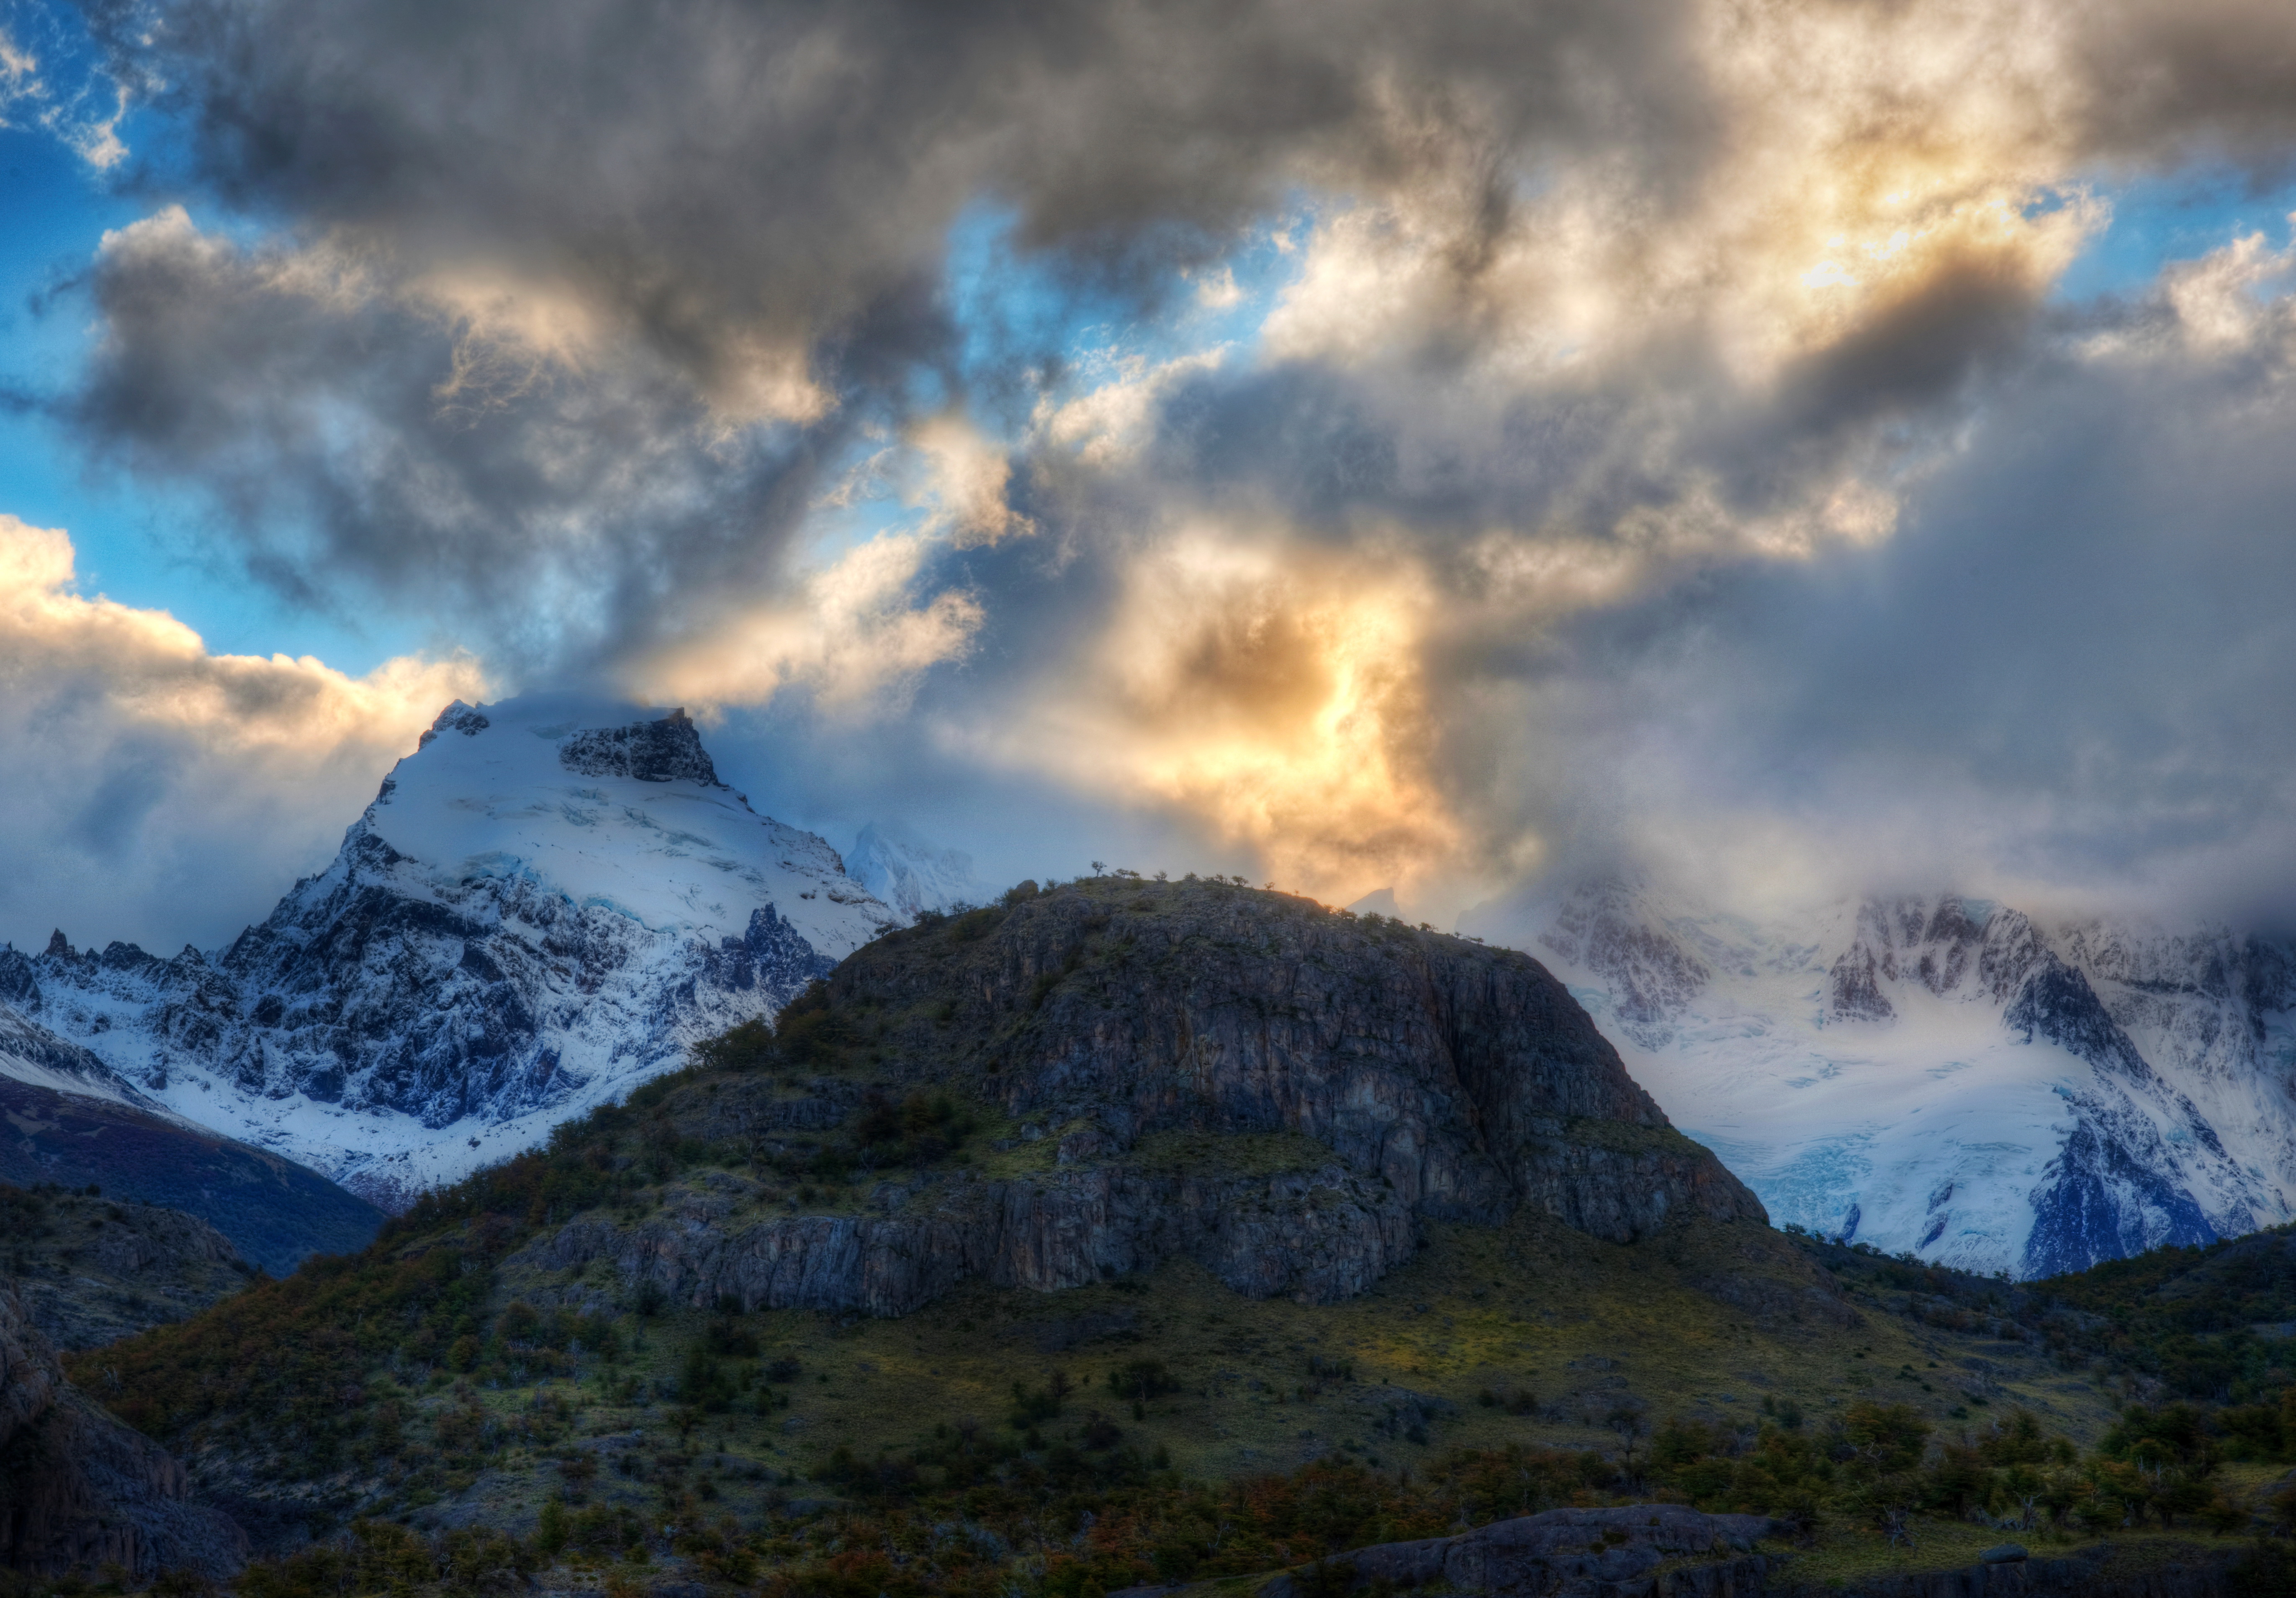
left=1830, top=942, right=1895, bottom=1022
left=558, top=708, right=720, bottom=785
left=0, top=950, right=39, bottom=1012
left=0, top=1283, right=245, bottom=1578
left=415, top=700, right=491, bottom=747
left=1828, top=894, right=2054, bottom=1024
left=44, top=931, right=71, bottom=960
left=1538, top=881, right=1710, bottom=1048
left=2005, top=957, right=2153, bottom=1083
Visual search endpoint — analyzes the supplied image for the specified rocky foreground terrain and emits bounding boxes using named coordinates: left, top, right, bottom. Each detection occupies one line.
left=0, top=1184, right=252, bottom=1351
left=0, top=1281, right=245, bottom=1578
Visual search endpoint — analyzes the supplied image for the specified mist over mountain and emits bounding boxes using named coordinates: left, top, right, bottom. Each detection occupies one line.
left=844, top=821, right=988, bottom=921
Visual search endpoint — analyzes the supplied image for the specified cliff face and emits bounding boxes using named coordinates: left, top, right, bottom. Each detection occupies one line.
left=528, top=1156, right=1417, bottom=1315
left=0, top=1284, right=245, bottom=1579
left=833, top=879, right=1765, bottom=1241
left=534, top=879, right=1763, bottom=1318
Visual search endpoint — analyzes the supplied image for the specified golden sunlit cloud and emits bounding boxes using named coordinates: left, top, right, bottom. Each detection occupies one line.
left=1000, top=528, right=1467, bottom=908
left=1267, top=0, right=2105, bottom=389
left=0, top=512, right=483, bottom=764
left=908, top=415, right=1035, bottom=546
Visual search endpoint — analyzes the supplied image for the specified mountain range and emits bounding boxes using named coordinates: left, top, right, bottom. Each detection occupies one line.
left=11, top=693, right=2296, bottom=1287
left=1470, top=879, right=2296, bottom=1279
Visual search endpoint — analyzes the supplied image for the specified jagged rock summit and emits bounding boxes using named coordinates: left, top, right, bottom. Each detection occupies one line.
left=6, top=696, right=897, bottom=1209
left=1483, top=877, right=2296, bottom=1279
left=536, top=877, right=1765, bottom=1319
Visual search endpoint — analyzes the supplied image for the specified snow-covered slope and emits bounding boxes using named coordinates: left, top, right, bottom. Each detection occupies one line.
left=0, top=990, right=165, bottom=1113
left=1469, top=880, right=2296, bottom=1278
left=845, top=820, right=987, bottom=921
left=7, top=696, right=897, bottom=1208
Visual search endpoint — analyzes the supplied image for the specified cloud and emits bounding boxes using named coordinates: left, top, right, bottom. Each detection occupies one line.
left=627, top=530, right=983, bottom=712
left=991, top=527, right=1466, bottom=906
left=1442, top=231, right=2296, bottom=919
left=0, top=514, right=481, bottom=950
left=31, top=0, right=2296, bottom=924
left=0, top=8, right=128, bottom=168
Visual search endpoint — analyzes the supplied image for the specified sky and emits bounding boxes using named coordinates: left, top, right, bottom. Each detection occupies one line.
left=5, top=0, right=2296, bottom=953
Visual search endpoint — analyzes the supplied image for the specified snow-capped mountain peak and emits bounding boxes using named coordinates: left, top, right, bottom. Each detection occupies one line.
left=10, top=696, right=897, bottom=1208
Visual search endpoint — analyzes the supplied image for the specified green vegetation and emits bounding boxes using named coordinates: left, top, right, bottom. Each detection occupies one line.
left=1787, top=1220, right=2296, bottom=1415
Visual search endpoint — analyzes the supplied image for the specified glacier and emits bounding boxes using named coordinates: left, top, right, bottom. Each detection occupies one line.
left=1468, top=880, right=2296, bottom=1279
left=0, top=695, right=897, bottom=1209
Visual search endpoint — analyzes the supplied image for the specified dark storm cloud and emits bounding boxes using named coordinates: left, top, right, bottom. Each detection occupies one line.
left=1477, top=283, right=2296, bottom=911
left=33, top=0, right=2296, bottom=916
left=55, top=0, right=1707, bottom=671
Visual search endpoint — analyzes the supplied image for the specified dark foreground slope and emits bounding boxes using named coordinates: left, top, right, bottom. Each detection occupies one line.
left=0, top=1282, right=244, bottom=1579
left=0, top=1073, right=383, bottom=1276
left=43, top=879, right=2296, bottom=1597
left=0, top=1184, right=252, bottom=1351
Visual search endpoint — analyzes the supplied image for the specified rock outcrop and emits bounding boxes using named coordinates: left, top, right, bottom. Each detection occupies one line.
left=0, top=1185, right=251, bottom=1351
left=1253, top=1504, right=1785, bottom=1598
left=525, top=1158, right=1416, bottom=1314
left=0, top=1283, right=245, bottom=1578
left=835, top=879, right=1766, bottom=1244
left=536, top=878, right=1763, bottom=1318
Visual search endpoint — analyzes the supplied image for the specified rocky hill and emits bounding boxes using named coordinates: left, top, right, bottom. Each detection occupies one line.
left=0, top=1281, right=244, bottom=1578
left=548, top=876, right=1766, bottom=1319
left=0, top=1184, right=252, bottom=1351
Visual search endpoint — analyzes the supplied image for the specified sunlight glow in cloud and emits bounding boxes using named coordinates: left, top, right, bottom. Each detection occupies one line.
left=1007, top=530, right=1466, bottom=907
